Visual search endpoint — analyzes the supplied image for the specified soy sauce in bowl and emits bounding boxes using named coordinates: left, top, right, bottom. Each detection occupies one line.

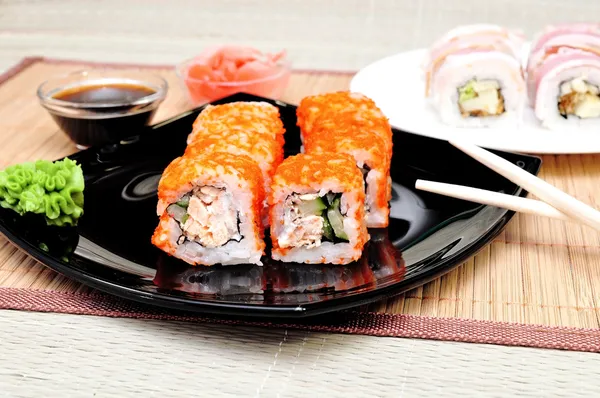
left=38, top=70, right=168, bottom=149
left=54, top=83, right=155, bottom=106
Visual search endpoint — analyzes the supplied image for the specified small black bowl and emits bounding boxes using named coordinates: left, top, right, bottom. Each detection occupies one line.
left=37, top=69, right=168, bottom=149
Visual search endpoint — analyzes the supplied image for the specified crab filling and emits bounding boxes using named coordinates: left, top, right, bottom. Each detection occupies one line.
left=278, top=193, right=349, bottom=249
left=167, top=186, right=242, bottom=248
left=457, top=79, right=505, bottom=117
left=558, top=77, right=600, bottom=119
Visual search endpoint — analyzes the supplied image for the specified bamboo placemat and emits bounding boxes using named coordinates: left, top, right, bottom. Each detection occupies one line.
left=1, top=58, right=600, bottom=352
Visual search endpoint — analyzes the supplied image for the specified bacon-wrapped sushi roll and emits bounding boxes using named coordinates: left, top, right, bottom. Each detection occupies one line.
left=152, top=152, right=265, bottom=266
left=528, top=24, right=600, bottom=129
left=527, top=23, right=600, bottom=83
left=297, top=91, right=393, bottom=228
left=424, top=24, right=524, bottom=96
left=269, top=153, right=368, bottom=265
left=424, top=24, right=526, bottom=128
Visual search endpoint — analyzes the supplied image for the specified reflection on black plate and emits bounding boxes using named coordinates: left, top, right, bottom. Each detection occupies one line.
left=153, top=229, right=405, bottom=305
left=0, top=93, right=541, bottom=318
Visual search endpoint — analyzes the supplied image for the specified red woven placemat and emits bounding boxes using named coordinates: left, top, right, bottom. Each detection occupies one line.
left=1, top=287, right=599, bottom=352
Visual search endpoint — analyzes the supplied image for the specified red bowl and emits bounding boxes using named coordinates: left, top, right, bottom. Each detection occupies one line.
left=176, top=56, right=291, bottom=105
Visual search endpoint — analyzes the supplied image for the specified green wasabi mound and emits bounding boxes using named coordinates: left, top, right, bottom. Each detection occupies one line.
left=0, top=158, right=84, bottom=226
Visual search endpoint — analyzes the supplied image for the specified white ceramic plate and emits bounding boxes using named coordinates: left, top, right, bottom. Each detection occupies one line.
left=350, top=48, right=600, bottom=154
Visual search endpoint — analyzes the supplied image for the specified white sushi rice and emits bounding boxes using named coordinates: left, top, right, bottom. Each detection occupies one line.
left=430, top=51, right=526, bottom=128
left=365, top=169, right=390, bottom=227
left=341, top=148, right=388, bottom=227
left=534, top=60, right=600, bottom=131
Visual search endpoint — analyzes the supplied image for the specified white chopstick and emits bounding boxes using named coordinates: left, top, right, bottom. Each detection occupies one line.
left=415, top=179, right=571, bottom=221
left=439, top=139, right=600, bottom=231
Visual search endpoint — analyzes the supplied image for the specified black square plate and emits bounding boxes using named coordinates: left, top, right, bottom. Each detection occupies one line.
left=0, top=93, right=541, bottom=318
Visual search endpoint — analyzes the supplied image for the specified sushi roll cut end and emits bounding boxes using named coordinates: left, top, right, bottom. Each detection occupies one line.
left=304, top=125, right=391, bottom=228
left=557, top=77, right=600, bottom=120
left=424, top=24, right=526, bottom=128
left=269, top=153, right=369, bottom=265
left=430, top=50, right=526, bottom=128
left=296, top=90, right=393, bottom=228
left=152, top=153, right=265, bottom=266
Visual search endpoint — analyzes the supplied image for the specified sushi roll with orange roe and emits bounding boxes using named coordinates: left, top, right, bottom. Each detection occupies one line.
left=184, top=101, right=286, bottom=225
left=297, top=91, right=392, bottom=151
left=185, top=129, right=284, bottom=197
left=297, top=91, right=393, bottom=228
left=269, top=152, right=368, bottom=265
left=303, top=124, right=391, bottom=228
left=152, top=152, right=265, bottom=266
left=187, top=101, right=285, bottom=147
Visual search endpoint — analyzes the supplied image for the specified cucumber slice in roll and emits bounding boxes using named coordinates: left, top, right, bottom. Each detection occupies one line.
left=321, top=215, right=335, bottom=241
left=167, top=204, right=187, bottom=222
left=297, top=197, right=327, bottom=215
left=176, top=195, right=190, bottom=208
left=327, top=198, right=348, bottom=241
